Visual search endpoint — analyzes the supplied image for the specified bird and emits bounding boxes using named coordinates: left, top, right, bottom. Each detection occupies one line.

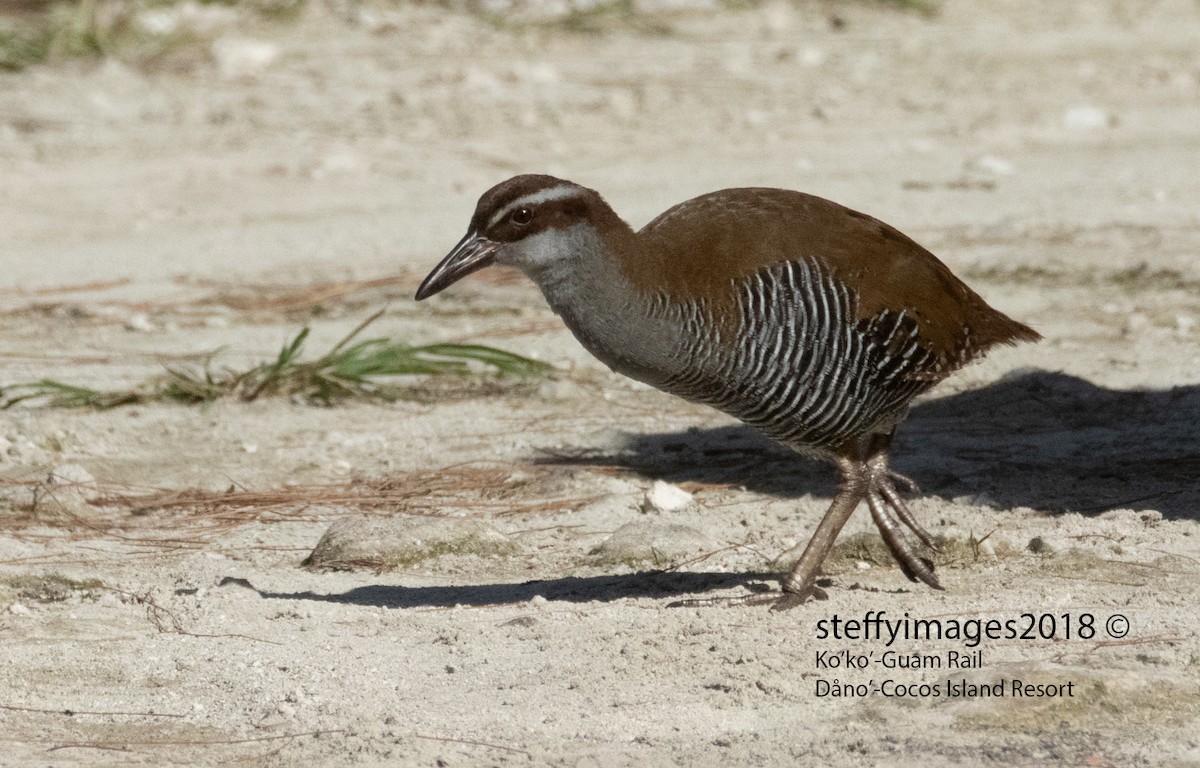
left=415, top=174, right=1040, bottom=610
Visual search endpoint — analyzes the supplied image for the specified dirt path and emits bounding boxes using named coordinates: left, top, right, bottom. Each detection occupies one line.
left=2, top=1, right=1198, bottom=765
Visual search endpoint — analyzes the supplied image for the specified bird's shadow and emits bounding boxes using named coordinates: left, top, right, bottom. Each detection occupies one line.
left=538, top=369, right=1200, bottom=521
left=246, top=370, right=1197, bottom=610
left=234, top=570, right=790, bottom=610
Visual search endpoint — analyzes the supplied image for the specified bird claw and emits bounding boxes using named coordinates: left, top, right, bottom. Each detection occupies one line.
left=866, top=486, right=943, bottom=590
left=878, top=476, right=939, bottom=552
left=887, top=469, right=922, bottom=495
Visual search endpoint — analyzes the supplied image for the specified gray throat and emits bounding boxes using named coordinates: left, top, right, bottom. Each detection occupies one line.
left=520, top=227, right=687, bottom=388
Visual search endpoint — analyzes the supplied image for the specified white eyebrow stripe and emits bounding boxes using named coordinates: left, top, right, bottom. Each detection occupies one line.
left=486, top=184, right=585, bottom=230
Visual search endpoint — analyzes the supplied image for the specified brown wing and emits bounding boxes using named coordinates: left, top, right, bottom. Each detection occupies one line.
left=627, top=188, right=1039, bottom=370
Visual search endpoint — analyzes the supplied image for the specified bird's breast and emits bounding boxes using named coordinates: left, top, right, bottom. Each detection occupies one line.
left=654, top=259, right=940, bottom=453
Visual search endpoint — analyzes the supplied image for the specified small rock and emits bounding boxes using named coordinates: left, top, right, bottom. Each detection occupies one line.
left=954, top=492, right=998, bottom=508
left=641, top=481, right=695, bottom=514
left=352, top=8, right=399, bottom=34
left=33, top=464, right=97, bottom=517
left=138, top=1, right=238, bottom=36
left=535, top=379, right=574, bottom=400
left=1099, top=508, right=1162, bottom=526
left=8, top=602, right=30, bottom=616
left=763, top=1, right=797, bottom=35
left=124, top=312, right=155, bottom=332
left=568, top=494, right=639, bottom=529
left=312, top=149, right=364, bottom=178
left=463, top=66, right=504, bottom=94
left=49, top=464, right=95, bottom=487
left=590, top=520, right=714, bottom=566
left=1027, top=536, right=1055, bottom=554
left=799, top=47, right=826, bottom=67
left=137, top=8, right=181, bottom=35
left=502, top=615, right=538, bottom=628
left=1063, top=104, right=1115, bottom=130
left=303, top=516, right=519, bottom=570
left=514, top=62, right=559, bottom=85
left=211, top=37, right=280, bottom=79
left=855, top=560, right=871, bottom=571
left=744, top=109, right=768, bottom=127
left=965, top=154, right=1015, bottom=176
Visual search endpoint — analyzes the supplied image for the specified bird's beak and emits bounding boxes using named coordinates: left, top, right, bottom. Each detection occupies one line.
left=414, top=232, right=501, bottom=301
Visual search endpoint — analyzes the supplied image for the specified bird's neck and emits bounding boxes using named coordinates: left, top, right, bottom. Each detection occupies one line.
left=522, top=221, right=690, bottom=386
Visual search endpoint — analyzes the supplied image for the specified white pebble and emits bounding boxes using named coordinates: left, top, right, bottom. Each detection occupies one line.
left=965, top=154, right=1015, bottom=176
left=641, top=480, right=695, bottom=514
left=124, top=312, right=155, bottom=332
left=49, top=463, right=96, bottom=486
left=313, top=150, right=364, bottom=178
left=800, top=47, right=826, bottom=67
left=211, top=37, right=280, bottom=79
left=137, top=9, right=181, bottom=35
left=1063, top=104, right=1114, bottom=130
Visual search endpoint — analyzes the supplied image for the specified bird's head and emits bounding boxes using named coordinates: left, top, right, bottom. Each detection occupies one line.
left=415, top=175, right=627, bottom=300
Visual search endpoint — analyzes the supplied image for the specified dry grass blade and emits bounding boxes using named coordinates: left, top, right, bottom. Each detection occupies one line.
left=0, top=463, right=594, bottom=559
left=0, top=311, right=550, bottom=409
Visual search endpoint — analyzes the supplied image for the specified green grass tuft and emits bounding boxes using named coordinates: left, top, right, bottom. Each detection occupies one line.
left=0, top=310, right=551, bottom=409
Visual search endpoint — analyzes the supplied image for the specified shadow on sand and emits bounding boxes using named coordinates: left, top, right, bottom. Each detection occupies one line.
left=539, top=369, right=1200, bottom=522
left=247, top=370, right=1196, bottom=609
left=229, top=570, right=790, bottom=609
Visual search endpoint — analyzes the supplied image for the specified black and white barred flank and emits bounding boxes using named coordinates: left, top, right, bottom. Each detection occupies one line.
left=657, top=259, right=953, bottom=456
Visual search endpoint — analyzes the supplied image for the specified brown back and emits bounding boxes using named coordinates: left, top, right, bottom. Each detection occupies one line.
left=624, top=188, right=1039, bottom=363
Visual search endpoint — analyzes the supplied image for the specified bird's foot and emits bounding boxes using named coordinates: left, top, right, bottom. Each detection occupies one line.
left=865, top=459, right=942, bottom=590
left=667, top=443, right=943, bottom=610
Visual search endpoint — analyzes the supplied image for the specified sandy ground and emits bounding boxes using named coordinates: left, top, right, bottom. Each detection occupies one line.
left=2, top=0, right=1200, bottom=765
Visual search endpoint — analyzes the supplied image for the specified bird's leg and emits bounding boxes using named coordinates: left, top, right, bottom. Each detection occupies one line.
left=863, top=432, right=943, bottom=590
left=770, top=453, right=870, bottom=609
left=668, top=434, right=942, bottom=610
left=668, top=450, right=868, bottom=611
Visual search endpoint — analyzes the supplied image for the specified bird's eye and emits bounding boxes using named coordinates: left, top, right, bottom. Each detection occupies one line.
left=510, top=207, right=533, bottom=226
